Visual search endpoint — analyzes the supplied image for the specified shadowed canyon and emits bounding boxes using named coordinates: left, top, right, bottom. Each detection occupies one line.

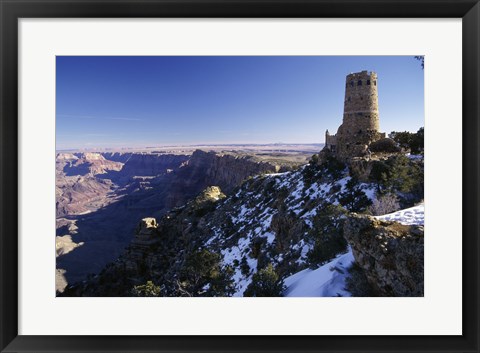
left=56, top=147, right=313, bottom=292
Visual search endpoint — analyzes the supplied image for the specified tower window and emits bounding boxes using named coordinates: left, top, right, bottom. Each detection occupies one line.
left=350, top=81, right=354, bottom=87
left=367, top=80, right=371, bottom=85
left=358, top=80, right=362, bottom=86
left=374, top=80, right=377, bottom=86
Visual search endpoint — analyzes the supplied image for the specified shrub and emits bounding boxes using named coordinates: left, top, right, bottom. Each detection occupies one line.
left=244, top=264, right=284, bottom=297
left=179, top=249, right=235, bottom=296
left=132, top=280, right=162, bottom=297
left=322, top=156, right=346, bottom=179
left=369, top=138, right=401, bottom=153
left=390, top=127, right=424, bottom=154
left=338, top=178, right=372, bottom=212
left=368, top=193, right=400, bottom=216
left=307, top=204, right=348, bottom=267
left=410, top=127, right=424, bottom=154
left=240, top=256, right=250, bottom=276
left=369, top=155, right=424, bottom=205
left=302, top=162, right=320, bottom=185
left=387, top=155, right=423, bottom=194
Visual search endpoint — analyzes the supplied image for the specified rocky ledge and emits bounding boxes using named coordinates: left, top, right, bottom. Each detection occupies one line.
left=344, top=214, right=424, bottom=297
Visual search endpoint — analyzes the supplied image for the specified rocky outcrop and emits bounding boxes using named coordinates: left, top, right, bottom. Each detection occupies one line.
left=131, top=217, right=159, bottom=247
left=56, top=235, right=84, bottom=257
left=344, top=214, right=424, bottom=296
left=179, top=150, right=280, bottom=193
left=348, top=158, right=375, bottom=182
left=118, top=153, right=189, bottom=178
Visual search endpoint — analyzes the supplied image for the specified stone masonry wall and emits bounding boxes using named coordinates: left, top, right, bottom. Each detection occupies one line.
left=335, top=71, right=382, bottom=160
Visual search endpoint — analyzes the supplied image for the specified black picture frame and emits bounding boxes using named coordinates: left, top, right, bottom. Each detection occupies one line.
left=1, top=1, right=478, bottom=352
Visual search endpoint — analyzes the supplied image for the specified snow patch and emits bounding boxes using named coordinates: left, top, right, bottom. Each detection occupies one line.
left=375, top=204, right=424, bottom=226
left=284, top=250, right=354, bottom=297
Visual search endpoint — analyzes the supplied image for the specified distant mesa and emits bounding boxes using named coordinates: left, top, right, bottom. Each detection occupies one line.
left=59, top=152, right=123, bottom=176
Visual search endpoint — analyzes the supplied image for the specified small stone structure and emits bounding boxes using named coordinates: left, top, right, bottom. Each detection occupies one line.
left=325, top=71, right=386, bottom=161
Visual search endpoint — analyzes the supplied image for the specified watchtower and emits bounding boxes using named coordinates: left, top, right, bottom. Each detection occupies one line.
left=324, top=70, right=385, bottom=161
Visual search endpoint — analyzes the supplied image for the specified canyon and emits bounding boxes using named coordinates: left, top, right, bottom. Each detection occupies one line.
left=56, top=147, right=313, bottom=292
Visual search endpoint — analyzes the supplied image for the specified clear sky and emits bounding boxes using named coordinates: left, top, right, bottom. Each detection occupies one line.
left=56, top=56, right=424, bottom=150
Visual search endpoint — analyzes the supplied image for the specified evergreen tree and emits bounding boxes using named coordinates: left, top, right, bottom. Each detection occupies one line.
left=178, top=249, right=235, bottom=297
left=307, top=204, right=348, bottom=267
left=369, top=154, right=424, bottom=206
left=244, top=264, right=284, bottom=297
left=338, top=178, right=372, bottom=212
left=390, top=127, right=424, bottom=154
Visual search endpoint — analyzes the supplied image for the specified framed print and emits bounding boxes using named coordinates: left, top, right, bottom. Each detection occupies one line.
left=1, top=0, right=479, bottom=352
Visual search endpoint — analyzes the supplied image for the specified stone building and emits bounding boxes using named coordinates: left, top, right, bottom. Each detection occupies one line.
left=325, top=70, right=385, bottom=161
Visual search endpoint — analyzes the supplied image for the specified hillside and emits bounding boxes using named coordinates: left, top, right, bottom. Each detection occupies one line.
left=62, top=152, right=424, bottom=297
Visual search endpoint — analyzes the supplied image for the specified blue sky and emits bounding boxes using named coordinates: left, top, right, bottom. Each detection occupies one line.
left=56, top=56, right=424, bottom=150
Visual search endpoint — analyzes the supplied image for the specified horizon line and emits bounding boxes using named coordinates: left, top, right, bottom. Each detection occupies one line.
left=55, top=142, right=325, bottom=151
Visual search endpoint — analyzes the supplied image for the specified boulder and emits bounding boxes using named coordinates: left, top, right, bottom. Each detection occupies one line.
left=344, top=214, right=424, bottom=296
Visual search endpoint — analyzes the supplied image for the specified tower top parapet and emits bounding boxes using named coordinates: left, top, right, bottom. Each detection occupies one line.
left=347, top=70, right=377, bottom=77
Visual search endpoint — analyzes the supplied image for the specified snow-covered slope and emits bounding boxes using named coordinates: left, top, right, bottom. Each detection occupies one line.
left=202, top=164, right=378, bottom=296
left=283, top=203, right=425, bottom=297
left=375, top=204, right=424, bottom=225
left=284, top=250, right=354, bottom=297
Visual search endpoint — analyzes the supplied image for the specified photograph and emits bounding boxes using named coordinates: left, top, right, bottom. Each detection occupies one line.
left=2, top=1, right=477, bottom=350
left=55, top=55, right=424, bottom=297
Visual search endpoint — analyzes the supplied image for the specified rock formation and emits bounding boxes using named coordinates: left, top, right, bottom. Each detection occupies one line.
left=344, top=214, right=424, bottom=296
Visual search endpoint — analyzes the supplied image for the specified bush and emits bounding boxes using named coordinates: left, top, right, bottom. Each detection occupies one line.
left=338, top=178, right=372, bottom=212
left=132, top=281, right=162, bottom=297
left=391, top=127, right=424, bottom=154
left=178, top=249, right=235, bottom=297
left=240, top=256, right=250, bottom=276
left=302, top=162, right=321, bottom=185
left=369, top=138, right=401, bottom=153
left=307, top=204, right=348, bottom=267
left=244, top=264, right=284, bottom=297
left=368, top=193, right=400, bottom=216
left=410, top=127, right=424, bottom=154
left=322, top=156, right=346, bottom=179
left=369, top=155, right=424, bottom=204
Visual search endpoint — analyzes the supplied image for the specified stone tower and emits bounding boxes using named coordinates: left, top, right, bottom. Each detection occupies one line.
left=325, top=70, right=385, bottom=161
